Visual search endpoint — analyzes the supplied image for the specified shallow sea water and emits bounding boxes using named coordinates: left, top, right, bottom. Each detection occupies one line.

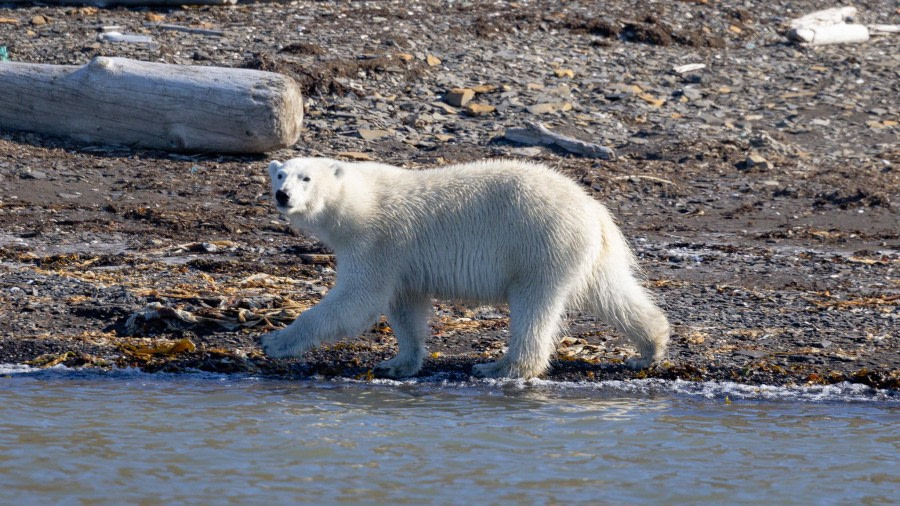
left=1, top=366, right=897, bottom=504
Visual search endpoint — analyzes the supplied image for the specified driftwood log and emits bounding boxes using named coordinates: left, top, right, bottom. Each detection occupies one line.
left=5, top=0, right=235, bottom=6
left=0, top=56, right=303, bottom=153
left=505, top=122, right=616, bottom=160
left=786, top=6, right=870, bottom=46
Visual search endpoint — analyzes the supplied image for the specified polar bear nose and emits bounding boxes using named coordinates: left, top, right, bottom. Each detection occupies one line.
left=275, top=190, right=290, bottom=207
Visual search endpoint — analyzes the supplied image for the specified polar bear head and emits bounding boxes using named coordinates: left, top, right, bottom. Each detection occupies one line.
left=267, top=158, right=344, bottom=219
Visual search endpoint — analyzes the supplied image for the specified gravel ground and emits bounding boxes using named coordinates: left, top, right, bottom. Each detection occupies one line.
left=0, top=0, right=897, bottom=388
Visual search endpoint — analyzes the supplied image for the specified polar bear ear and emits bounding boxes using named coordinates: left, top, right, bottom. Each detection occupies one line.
left=331, top=162, right=344, bottom=178
left=267, top=160, right=282, bottom=178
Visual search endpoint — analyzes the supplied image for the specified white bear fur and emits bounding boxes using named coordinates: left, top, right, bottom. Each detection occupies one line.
left=260, top=157, right=670, bottom=379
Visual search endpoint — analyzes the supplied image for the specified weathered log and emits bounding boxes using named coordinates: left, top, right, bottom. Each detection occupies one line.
left=505, top=122, right=616, bottom=160
left=0, top=56, right=303, bottom=153
left=6, top=0, right=235, bottom=6
left=786, top=6, right=872, bottom=46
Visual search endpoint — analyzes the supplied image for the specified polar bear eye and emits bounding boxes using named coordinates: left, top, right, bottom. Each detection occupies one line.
left=277, top=174, right=284, bottom=180
left=302, top=176, right=311, bottom=182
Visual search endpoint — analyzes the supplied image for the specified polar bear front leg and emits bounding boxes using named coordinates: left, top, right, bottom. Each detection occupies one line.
left=260, top=279, right=389, bottom=359
left=374, top=297, right=431, bottom=378
left=259, top=318, right=319, bottom=359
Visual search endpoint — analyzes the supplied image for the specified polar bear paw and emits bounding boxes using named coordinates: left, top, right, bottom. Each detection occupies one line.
left=625, top=356, right=656, bottom=370
left=473, top=358, right=548, bottom=379
left=260, top=328, right=310, bottom=359
left=472, top=360, right=514, bottom=379
left=373, top=356, right=422, bottom=379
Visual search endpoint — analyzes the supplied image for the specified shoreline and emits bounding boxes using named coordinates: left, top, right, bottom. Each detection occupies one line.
left=4, top=362, right=898, bottom=402
left=1, top=0, right=897, bottom=390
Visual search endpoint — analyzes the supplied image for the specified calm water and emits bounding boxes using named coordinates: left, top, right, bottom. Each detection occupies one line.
left=1, top=366, right=897, bottom=504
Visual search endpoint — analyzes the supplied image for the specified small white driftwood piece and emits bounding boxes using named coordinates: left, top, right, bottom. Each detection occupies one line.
left=0, top=56, right=303, bottom=153
left=672, top=63, right=706, bottom=74
left=98, top=32, right=155, bottom=44
left=505, top=122, right=616, bottom=160
left=869, top=24, right=900, bottom=34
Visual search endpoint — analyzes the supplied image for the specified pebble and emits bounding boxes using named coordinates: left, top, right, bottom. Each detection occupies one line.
left=337, top=151, right=373, bottom=161
left=21, top=170, right=47, bottom=180
left=431, top=101, right=459, bottom=114
left=465, top=103, right=496, bottom=116
left=682, top=88, right=703, bottom=101
left=526, top=102, right=572, bottom=114
left=471, top=84, right=497, bottom=94
left=445, top=88, right=474, bottom=107
left=733, top=349, right=768, bottom=359
left=638, top=93, right=665, bottom=107
left=509, top=147, right=543, bottom=157
left=745, top=153, right=773, bottom=170
left=358, top=129, right=392, bottom=141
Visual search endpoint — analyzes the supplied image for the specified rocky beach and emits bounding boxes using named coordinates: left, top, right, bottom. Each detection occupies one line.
left=0, top=0, right=897, bottom=388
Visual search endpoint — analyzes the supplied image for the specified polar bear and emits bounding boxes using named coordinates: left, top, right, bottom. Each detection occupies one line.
left=260, top=157, right=670, bottom=379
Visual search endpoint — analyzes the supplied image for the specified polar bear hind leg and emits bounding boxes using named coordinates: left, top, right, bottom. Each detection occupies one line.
left=582, top=258, right=670, bottom=369
left=472, top=282, right=569, bottom=379
left=374, top=297, right=431, bottom=378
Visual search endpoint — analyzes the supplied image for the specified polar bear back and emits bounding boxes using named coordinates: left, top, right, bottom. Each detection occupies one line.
left=334, top=160, right=618, bottom=302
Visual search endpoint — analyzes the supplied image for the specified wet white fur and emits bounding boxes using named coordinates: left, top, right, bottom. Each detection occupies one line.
left=260, top=157, right=670, bottom=378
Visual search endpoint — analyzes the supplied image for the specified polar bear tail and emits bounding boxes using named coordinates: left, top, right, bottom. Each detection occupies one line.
left=577, top=225, right=670, bottom=369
